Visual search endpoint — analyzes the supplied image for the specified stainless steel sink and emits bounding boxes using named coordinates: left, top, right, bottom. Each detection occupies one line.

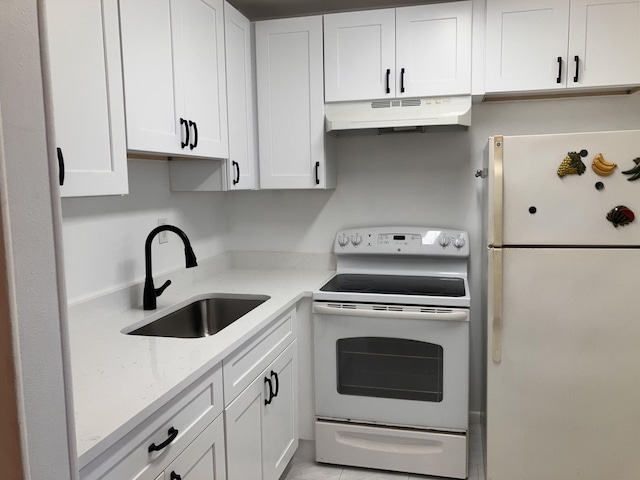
left=125, top=294, right=270, bottom=338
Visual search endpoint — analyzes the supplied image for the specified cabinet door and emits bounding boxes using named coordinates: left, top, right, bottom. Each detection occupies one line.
left=45, top=0, right=128, bottom=197
left=165, top=414, right=226, bottom=480
left=396, top=2, right=472, bottom=97
left=323, top=9, right=396, bottom=102
left=262, top=342, right=298, bottom=480
left=177, top=0, right=229, bottom=159
left=119, top=0, right=184, bottom=156
left=225, top=371, right=265, bottom=480
left=568, top=0, right=640, bottom=88
left=256, top=17, right=327, bottom=189
left=485, top=0, right=570, bottom=93
left=225, top=2, right=257, bottom=189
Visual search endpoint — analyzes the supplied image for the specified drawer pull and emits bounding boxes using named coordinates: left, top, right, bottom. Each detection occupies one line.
left=270, top=370, right=279, bottom=397
left=148, top=427, right=179, bottom=452
left=264, top=376, right=274, bottom=405
left=170, top=472, right=182, bottom=480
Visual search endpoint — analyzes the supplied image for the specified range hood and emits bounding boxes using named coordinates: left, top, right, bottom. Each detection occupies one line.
left=325, top=96, right=471, bottom=134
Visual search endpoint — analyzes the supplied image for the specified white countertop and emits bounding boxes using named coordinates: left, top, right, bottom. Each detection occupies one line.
left=68, top=266, right=334, bottom=468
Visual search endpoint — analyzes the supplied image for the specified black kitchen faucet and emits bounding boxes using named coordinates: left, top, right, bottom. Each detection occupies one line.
left=143, top=225, right=197, bottom=310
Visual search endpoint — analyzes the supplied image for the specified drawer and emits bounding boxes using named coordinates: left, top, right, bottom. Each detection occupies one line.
left=80, top=364, right=223, bottom=480
left=223, top=306, right=296, bottom=405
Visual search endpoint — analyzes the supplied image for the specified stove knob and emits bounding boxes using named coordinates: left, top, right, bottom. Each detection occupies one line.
left=454, top=235, right=466, bottom=249
left=337, top=234, right=349, bottom=247
left=438, top=234, right=451, bottom=247
left=351, top=234, right=363, bottom=246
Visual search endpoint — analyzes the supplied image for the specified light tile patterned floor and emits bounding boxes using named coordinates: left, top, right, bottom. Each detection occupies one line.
left=282, top=424, right=485, bottom=480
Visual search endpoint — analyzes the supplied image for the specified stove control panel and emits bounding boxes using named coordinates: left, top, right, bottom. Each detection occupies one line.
left=334, top=227, right=469, bottom=257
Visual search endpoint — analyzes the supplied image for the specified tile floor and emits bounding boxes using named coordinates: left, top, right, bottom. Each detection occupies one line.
left=281, top=424, right=485, bottom=480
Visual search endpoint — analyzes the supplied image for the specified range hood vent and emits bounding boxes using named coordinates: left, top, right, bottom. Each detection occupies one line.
left=325, top=96, right=471, bottom=134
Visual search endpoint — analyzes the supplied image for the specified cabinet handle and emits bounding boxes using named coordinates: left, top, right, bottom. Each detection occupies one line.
left=56, top=147, right=65, bottom=186
left=270, top=370, right=279, bottom=397
left=189, top=120, right=198, bottom=149
left=148, top=427, right=179, bottom=452
left=556, top=56, right=562, bottom=84
left=232, top=161, right=240, bottom=185
left=315, top=161, right=320, bottom=185
left=180, top=118, right=189, bottom=149
left=400, top=68, right=405, bottom=93
left=264, top=376, right=274, bottom=405
left=170, top=472, right=182, bottom=480
left=385, top=68, right=390, bottom=94
left=573, top=55, right=579, bottom=82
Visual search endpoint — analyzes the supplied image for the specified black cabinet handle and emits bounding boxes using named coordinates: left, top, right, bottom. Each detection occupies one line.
left=170, top=472, right=181, bottom=480
left=400, top=67, right=405, bottom=93
left=232, top=161, right=240, bottom=185
left=180, top=118, right=189, bottom=149
left=56, top=147, right=65, bottom=186
left=264, top=377, right=273, bottom=405
left=556, top=56, right=562, bottom=84
left=315, top=161, right=320, bottom=185
left=270, top=370, right=279, bottom=397
left=385, top=68, right=390, bottom=94
left=573, top=55, right=579, bottom=82
left=148, top=427, right=179, bottom=452
left=189, top=120, right=198, bottom=149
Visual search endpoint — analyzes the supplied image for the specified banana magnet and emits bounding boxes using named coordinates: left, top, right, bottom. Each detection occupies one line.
left=591, top=153, right=617, bottom=176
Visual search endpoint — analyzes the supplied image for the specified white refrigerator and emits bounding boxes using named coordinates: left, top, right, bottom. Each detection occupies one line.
left=486, top=130, right=640, bottom=480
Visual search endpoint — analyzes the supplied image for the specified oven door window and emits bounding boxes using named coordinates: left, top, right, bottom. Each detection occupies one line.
left=336, top=337, right=443, bottom=402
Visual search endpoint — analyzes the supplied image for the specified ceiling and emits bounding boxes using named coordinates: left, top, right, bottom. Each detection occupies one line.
left=227, top=0, right=457, bottom=20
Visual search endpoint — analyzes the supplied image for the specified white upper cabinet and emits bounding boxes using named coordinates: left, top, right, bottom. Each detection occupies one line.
left=255, top=16, right=336, bottom=189
left=324, top=2, right=472, bottom=102
left=44, top=0, right=128, bottom=197
left=224, top=2, right=257, bottom=190
left=569, top=0, right=640, bottom=87
left=486, top=0, right=640, bottom=93
left=323, top=9, right=396, bottom=102
left=119, top=0, right=228, bottom=159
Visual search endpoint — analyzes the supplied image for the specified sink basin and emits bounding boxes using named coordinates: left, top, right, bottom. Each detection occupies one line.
left=125, top=294, right=270, bottom=338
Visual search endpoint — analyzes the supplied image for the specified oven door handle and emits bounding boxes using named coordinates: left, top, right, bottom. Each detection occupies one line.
left=313, top=304, right=469, bottom=322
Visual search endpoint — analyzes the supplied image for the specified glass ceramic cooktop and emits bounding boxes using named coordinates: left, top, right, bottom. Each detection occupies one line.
left=319, top=274, right=466, bottom=297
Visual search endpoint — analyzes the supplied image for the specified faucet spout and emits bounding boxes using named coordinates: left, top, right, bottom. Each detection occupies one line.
left=143, top=225, right=198, bottom=310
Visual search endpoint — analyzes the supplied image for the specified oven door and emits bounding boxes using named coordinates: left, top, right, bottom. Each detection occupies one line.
left=313, top=302, right=469, bottom=431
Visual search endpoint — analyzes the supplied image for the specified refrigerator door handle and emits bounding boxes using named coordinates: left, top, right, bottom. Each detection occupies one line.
left=492, top=136, right=504, bottom=247
left=492, top=248, right=503, bottom=363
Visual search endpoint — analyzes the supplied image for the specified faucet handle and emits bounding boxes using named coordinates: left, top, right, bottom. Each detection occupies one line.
left=155, top=280, right=172, bottom=297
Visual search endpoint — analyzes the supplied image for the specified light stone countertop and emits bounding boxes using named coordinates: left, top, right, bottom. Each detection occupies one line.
left=68, top=265, right=335, bottom=469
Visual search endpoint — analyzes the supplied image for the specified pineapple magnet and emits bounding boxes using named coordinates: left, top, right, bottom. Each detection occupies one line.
left=621, top=157, right=640, bottom=181
left=606, top=205, right=635, bottom=228
left=557, top=152, right=586, bottom=177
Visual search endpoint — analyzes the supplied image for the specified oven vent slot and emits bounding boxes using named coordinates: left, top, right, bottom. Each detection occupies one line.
left=419, top=307, right=454, bottom=314
left=317, top=303, right=460, bottom=315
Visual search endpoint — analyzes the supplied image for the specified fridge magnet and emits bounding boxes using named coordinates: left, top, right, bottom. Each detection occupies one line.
left=591, top=153, right=617, bottom=176
left=621, top=157, right=640, bottom=181
left=606, top=205, right=635, bottom=228
left=595, top=182, right=604, bottom=190
left=557, top=152, right=586, bottom=177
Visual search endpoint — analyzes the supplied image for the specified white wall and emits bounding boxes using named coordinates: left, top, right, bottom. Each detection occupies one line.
left=227, top=92, right=640, bottom=412
left=61, top=160, right=229, bottom=304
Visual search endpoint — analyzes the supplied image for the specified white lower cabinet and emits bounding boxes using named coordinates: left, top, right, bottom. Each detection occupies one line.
left=80, top=367, right=224, bottom=480
left=225, top=341, right=298, bottom=480
left=80, top=307, right=300, bottom=480
left=163, top=414, right=226, bottom=480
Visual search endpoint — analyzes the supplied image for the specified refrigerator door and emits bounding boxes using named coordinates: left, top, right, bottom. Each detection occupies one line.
left=490, top=130, right=640, bottom=246
left=487, top=247, right=640, bottom=480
